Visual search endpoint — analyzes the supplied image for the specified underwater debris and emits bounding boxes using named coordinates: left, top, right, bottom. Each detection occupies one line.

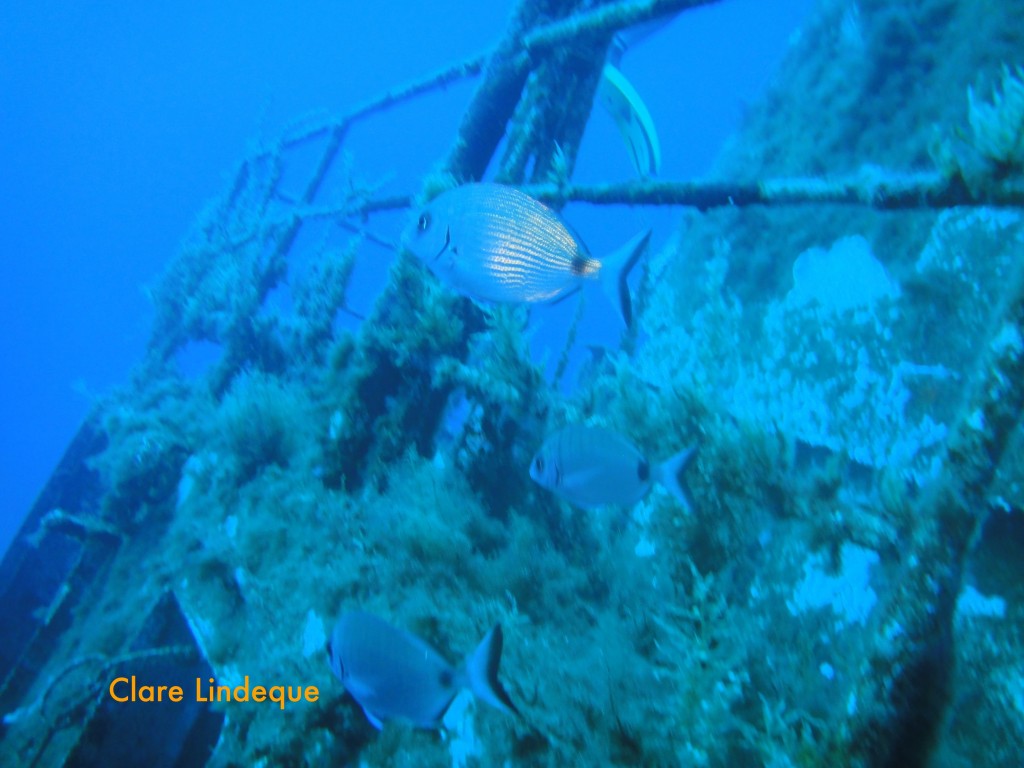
left=519, top=169, right=1024, bottom=211
left=787, top=542, right=879, bottom=629
left=27, top=508, right=123, bottom=547
left=0, top=592, right=222, bottom=767
left=363, top=166, right=1024, bottom=219
left=788, top=234, right=899, bottom=313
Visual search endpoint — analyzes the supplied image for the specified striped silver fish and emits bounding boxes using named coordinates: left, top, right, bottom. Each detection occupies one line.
left=403, top=183, right=649, bottom=325
left=530, top=424, right=695, bottom=511
left=326, top=610, right=518, bottom=730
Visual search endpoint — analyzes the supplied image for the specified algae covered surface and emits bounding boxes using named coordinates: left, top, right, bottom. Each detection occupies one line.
left=3, top=0, right=1024, bottom=766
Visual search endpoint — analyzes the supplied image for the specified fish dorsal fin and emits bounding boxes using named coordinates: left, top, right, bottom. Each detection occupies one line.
left=465, top=625, right=519, bottom=718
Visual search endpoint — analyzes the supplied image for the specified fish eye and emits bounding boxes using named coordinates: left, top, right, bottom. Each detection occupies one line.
left=418, top=212, right=431, bottom=232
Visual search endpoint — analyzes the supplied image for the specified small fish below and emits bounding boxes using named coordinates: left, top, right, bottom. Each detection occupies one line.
left=530, top=424, right=696, bottom=512
left=402, top=182, right=650, bottom=327
left=326, top=610, right=519, bottom=730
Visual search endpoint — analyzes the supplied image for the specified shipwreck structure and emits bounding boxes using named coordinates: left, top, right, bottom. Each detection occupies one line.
left=2, top=0, right=1024, bottom=765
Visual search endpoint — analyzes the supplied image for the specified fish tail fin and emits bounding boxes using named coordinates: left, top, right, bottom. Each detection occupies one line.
left=599, top=228, right=651, bottom=328
left=599, top=63, right=662, bottom=177
left=657, top=446, right=698, bottom=514
left=466, top=624, right=519, bottom=718
left=362, top=707, right=385, bottom=730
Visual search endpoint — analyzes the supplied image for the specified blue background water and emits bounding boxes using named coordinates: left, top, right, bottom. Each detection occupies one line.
left=0, top=0, right=813, bottom=558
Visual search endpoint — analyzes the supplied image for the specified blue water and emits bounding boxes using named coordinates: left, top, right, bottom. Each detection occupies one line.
left=0, top=0, right=812, bottom=559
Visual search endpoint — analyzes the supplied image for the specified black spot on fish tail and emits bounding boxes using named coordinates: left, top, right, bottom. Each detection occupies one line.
left=638, top=459, right=650, bottom=482
left=570, top=253, right=590, bottom=276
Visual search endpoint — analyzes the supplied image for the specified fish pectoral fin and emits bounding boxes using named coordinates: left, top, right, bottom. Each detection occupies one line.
left=546, top=284, right=582, bottom=307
